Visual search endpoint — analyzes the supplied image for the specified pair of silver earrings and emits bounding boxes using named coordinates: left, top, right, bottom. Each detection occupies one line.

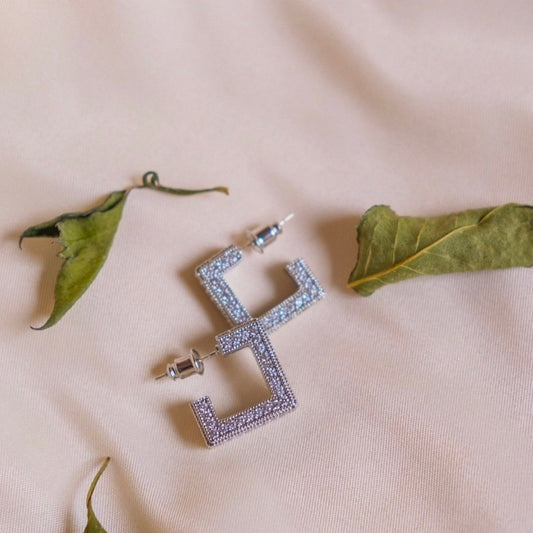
left=157, top=215, right=325, bottom=447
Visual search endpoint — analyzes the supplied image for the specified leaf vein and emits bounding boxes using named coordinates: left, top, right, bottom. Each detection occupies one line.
left=392, top=218, right=400, bottom=265
left=401, top=265, right=424, bottom=275
left=414, top=220, right=426, bottom=253
left=349, top=212, right=491, bottom=288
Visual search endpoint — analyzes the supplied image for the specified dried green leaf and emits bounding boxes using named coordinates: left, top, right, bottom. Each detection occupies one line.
left=348, top=203, right=533, bottom=295
left=20, top=173, right=228, bottom=329
left=20, top=190, right=129, bottom=329
left=84, top=457, right=110, bottom=533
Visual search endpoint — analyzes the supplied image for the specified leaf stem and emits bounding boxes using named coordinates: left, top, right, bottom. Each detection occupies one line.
left=86, top=457, right=111, bottom=508
left=139, top=171, right=229, bottom=196
left=142, top=171, right=161, bottom=188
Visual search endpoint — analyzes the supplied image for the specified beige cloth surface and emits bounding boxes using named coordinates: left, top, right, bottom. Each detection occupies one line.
left=1, top=2, right=533, bottom=531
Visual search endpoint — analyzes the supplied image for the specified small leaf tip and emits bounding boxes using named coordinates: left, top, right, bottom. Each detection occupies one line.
left=30, top=318, right=54, bottom=330
left=18, top=228, right=35, bottom=248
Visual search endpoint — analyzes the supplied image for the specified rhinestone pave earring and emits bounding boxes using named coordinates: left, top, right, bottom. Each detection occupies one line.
left=157, top=216, right=325, bottom=446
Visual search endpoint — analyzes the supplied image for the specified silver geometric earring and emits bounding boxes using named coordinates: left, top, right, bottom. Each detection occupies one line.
left=157, top=216, right=325, bottom=446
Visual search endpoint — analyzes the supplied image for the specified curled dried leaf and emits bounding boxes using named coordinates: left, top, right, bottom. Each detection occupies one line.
left=20, top=190, right=129, bottom=329
left=20, top=173, right=228, bottom=328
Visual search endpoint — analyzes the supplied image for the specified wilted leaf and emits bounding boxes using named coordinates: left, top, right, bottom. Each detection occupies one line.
left=348, top=203, right=533, bottom=295
left=20, top=190, right=129, bottom=329
left=84, top=457, right=110, bottom=533
left=20, top=172, right=228, bottom=329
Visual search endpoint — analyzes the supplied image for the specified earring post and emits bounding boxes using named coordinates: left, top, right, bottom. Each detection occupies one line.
left=199, top=350, right=217, bottom=361
left=279, top=213, right=294, bottom=227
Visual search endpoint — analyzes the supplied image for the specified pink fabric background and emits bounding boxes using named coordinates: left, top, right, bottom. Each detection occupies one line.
left=1, top=2, right=532, bottom=531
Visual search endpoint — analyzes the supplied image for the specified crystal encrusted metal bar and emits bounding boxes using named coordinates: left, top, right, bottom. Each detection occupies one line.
left=195, top=246, right=325, bottom=331
left=191, top=319, right=297, bottom=447
left=195, top=246, right=251, bottom=326
left=259, top=258, right=325, bottom=332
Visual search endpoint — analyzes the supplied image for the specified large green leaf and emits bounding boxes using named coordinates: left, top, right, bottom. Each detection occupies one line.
left=20, top=173, right=228, bottom=329
left=84, top=457, right=110, bottom=533
left=348, top=203, right=533, bottom=295
left=20, top=190, right=129, bottom=329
